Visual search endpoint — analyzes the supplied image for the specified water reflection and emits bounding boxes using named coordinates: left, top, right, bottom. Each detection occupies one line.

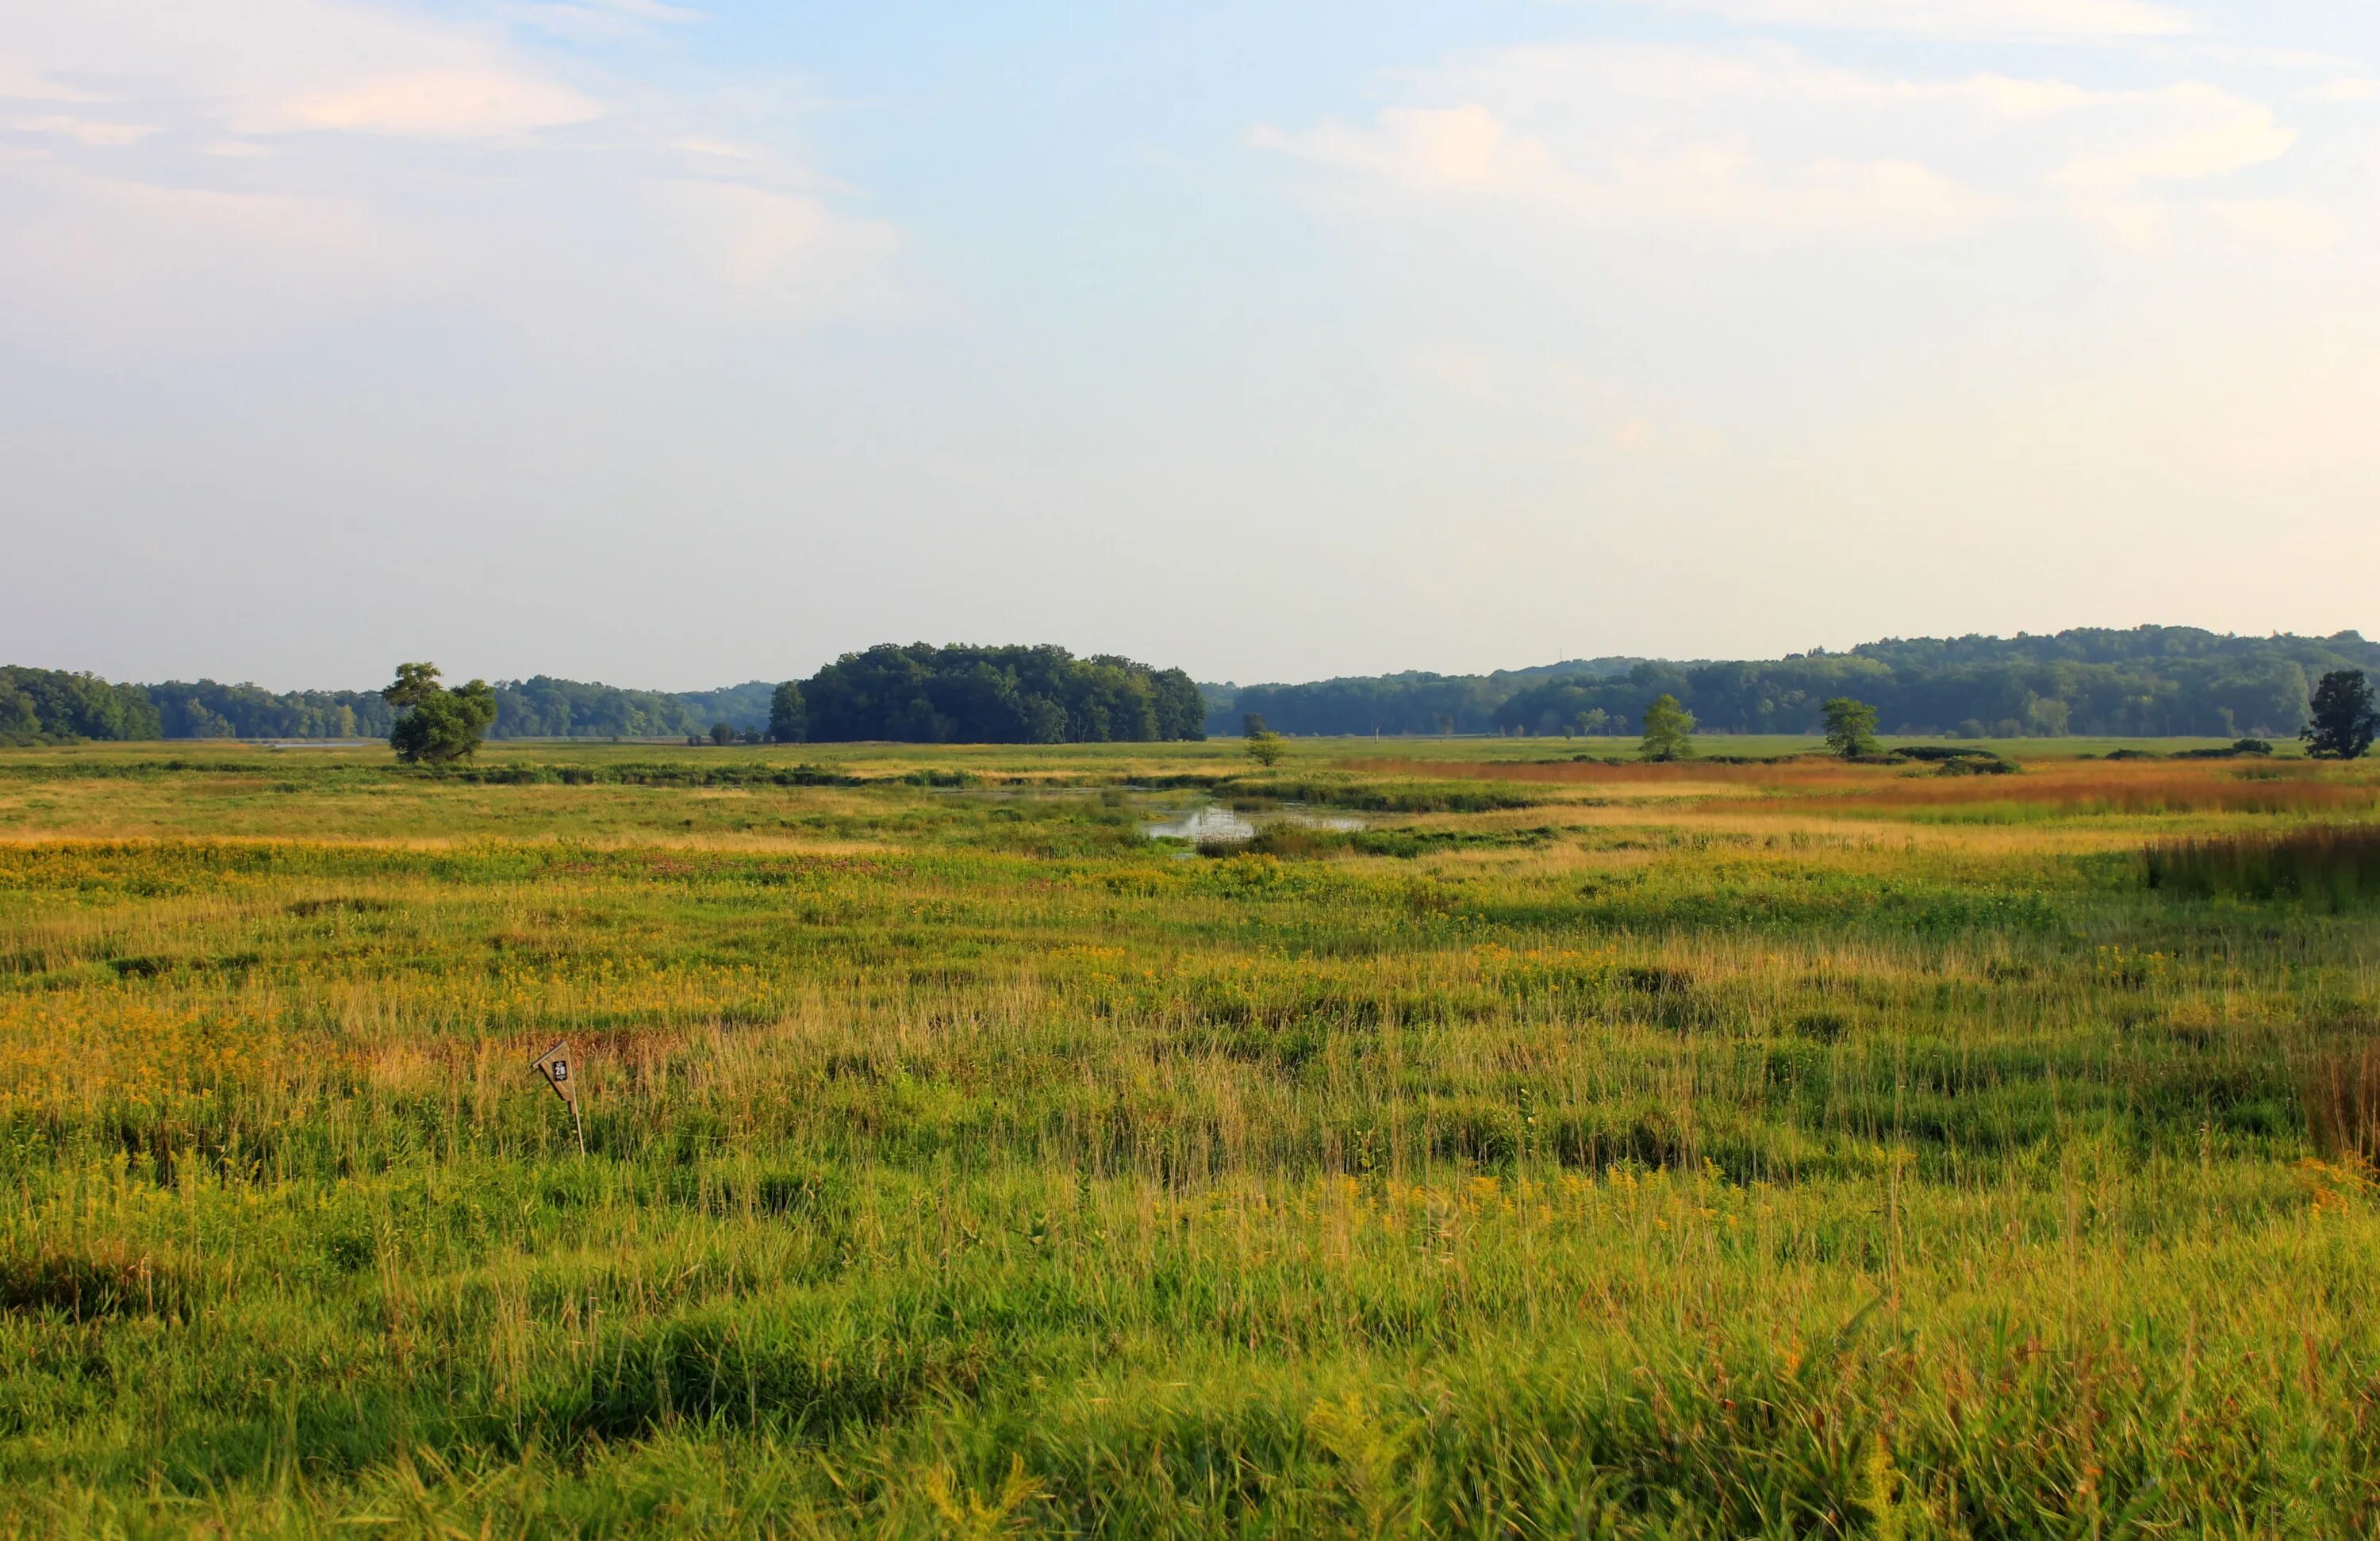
left=1142, top=803, right=1364, bottom=842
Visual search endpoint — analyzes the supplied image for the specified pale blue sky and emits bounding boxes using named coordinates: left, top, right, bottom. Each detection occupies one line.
left=3, top=0, right=2374, bottom=688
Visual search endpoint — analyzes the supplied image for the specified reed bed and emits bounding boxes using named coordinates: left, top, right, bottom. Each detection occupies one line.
left=2145, top=823, right=2380, bottom=908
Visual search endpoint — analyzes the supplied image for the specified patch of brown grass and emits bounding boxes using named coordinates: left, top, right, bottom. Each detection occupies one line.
left=1838, top=763, right=2379, bottom=816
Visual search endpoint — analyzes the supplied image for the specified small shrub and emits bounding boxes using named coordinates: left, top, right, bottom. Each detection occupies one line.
left=1239, top=823, right=1344, bottom=860
left=2174, top=739, right=2275, bottom=761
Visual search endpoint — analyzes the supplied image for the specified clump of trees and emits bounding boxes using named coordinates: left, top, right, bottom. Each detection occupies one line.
left=384, top=663, right=497, bottom=765
left=1640, top=695, right=1695, bottom=761
left=796, top=645, right=1204, bottom=744
left=1822, top=697, right=1881, bottom=758
left=2302, top=669, right=2378, bottom=760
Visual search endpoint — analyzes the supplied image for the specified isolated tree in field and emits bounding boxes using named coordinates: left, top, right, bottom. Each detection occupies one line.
left=1639, top=694, right=1695, bottom=761
left=1246, top=729, right=1288, bottom=768
left=384, top=662, right=441, bottom=711
left=2302, top=669, right=2378, bottom=760
left=1821, top=696, right=1879, bottom=758
left=383, top=662, right=497, bottom=765
left=709, top=722, right=737, bottom=746
left=768, top=681, right=807, bottom=743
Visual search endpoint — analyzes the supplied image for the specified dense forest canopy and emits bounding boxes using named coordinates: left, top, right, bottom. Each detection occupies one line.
left=4, top=627, right=2371, bottom=744
left=1211, top=627, right=2380, bottom=738
left=0, top=667, right=161, bottom=746
left=799, top=644, right=1205, bottom=743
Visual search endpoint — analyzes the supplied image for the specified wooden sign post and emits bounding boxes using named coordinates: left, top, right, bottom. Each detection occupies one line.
left=532, top=1038, right=585, bottom=1156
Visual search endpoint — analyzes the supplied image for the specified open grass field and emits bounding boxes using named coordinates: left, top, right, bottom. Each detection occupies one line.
left=4, top=737, right=2379, bottom=1536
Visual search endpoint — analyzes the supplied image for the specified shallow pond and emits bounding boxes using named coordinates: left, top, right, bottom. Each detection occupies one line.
left=1142, top=803, right=1365, bottom=842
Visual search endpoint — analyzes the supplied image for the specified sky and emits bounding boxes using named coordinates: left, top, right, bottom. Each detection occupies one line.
left=2, top=0, right=2374, bottom=690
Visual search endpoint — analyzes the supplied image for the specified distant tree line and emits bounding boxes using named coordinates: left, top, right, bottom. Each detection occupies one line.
left=148, top=681, right=393, bottom=740
left=0, top=671, right=786, bottom=744
left=9, top=627, right=2370, bottom=746
left=1212, top=627, right=2380, bottom=740
left=6, top=646, right=1205, bottom=747
left=0, top=667, right=162, bottom=746
left=781, top=644, right=1203, bottom=744
left=672, top=682, right=777, bottom=736
left=482, top=677, right=701, bottom=739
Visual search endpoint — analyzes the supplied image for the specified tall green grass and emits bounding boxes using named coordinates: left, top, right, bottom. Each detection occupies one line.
left=2, top=746, right=2378, bottom=1535
left=2145, top=824, right=2380, bottom=909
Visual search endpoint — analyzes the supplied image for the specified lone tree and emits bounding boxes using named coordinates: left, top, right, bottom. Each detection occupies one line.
left=383, top=662, right=497, bottom=765
left=1246, top=727, right=1288, bottom=768
left=768, top=680, right=807, bottom=744
left=1821, top=696, right=1880, bottom=758
left=1639, top=694, right=1695, bottom=761
left=2302, top=669, right=2378, bottom=760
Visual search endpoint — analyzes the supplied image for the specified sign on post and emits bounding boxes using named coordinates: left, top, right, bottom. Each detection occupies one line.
left=532, top=1038, right=585, bottom=1155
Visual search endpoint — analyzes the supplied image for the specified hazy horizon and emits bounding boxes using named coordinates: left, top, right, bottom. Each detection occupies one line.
left=9, top=621, right=2367, bottom=700
left=6, top=1, right=2375, bottom=690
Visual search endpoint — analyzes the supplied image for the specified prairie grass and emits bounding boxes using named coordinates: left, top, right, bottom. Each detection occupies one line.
left=2, top=743, right=2378, bottom=1535
left=1837, top=762, right=2378, bottom=820
left=2145, top=824, right=2380, bottom=909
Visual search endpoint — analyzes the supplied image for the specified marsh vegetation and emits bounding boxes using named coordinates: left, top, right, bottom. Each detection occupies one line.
left=2, top=738, right=2378, bottom=1535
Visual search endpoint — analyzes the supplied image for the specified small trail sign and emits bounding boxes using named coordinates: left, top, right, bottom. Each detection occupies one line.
left=532, top=1039, right=585, bottom=1155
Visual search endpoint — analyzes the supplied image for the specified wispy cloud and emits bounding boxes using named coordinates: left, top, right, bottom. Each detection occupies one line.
left=7, top=115, right=157, bottom=147
left=1606, top=0, right=2199, bottom=42
left=504, top=0, right=702, bottom=44
left=1256, top=41, right=2308, bottom=250
left=0, top=59, right=95, bottom=102
left=2306, top=78, right=2378, bottom=104
left=2055, top=82, right=2292, bottom=188
left=2048, top=81, right=2297, bottom=248
left=257, top=68, right=602, bottom=136
left=1251, top=105, right=1998, bottom=238
left=0, top=1, right=897, bottom=353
